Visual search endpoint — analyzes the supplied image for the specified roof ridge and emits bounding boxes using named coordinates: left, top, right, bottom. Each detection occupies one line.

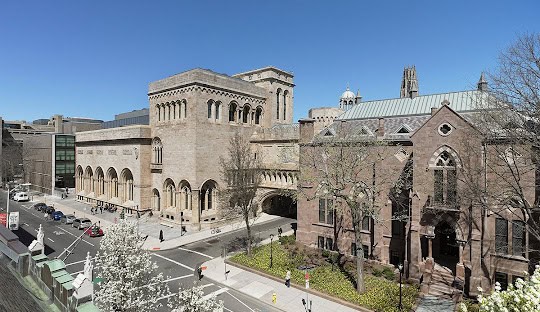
left=359, top=89, right=477, bottom=104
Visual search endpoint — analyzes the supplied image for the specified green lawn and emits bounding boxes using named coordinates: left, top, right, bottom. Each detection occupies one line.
left=230, top=241, right=418, bottom=312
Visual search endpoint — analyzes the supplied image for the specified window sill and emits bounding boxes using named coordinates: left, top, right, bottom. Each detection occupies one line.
left=492, top=253, right=528, bottom=262
left=313, top=223, right=334, bottom=228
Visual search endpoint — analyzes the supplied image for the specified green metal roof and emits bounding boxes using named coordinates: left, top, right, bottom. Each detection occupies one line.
left=52, top=270, right=69, bottom=279
left=43, top=259, right=66, bottom=272
left=62, top=281, right=74, bottom=291
left=339, top=90, right=488, bottom=120
left=76, top=302, right=101, bottom=312
left=32, top=254, right=47, bottom=261
left=56, top=273, right=74, bottom=284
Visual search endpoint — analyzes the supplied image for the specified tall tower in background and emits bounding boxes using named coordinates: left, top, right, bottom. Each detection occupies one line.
left=400, top=66, right=419, bottom=98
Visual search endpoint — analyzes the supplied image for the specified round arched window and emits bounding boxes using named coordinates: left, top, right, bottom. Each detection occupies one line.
left=438, top=123, right=453, bottom=136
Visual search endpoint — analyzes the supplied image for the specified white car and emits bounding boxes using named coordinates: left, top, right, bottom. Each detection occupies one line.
left=13, top=192, right=29, bottom=202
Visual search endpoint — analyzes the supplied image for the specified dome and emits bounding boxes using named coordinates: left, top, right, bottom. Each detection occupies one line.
left=340, top=87, right=356, bottom=100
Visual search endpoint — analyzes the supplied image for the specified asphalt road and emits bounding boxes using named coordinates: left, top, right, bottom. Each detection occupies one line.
left=1, top=190, right=294, bottom=312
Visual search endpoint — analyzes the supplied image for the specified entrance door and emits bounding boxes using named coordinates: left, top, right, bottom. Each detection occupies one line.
left=434, top=221, right=458, bottom=270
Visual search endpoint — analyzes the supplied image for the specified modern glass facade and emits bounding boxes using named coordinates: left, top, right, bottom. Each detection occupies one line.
left=54, top=135, right=75, bottom=188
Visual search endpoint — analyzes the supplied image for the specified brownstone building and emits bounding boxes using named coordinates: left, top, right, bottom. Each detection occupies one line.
left=297, top=68, right=536, bottom=297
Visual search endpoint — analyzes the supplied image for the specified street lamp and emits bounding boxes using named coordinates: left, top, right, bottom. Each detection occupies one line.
left=302, top=298, right=312, bottom=312
left=270, top=234, right=274, bottom=268
left=398, top=263, right=404, bottom=311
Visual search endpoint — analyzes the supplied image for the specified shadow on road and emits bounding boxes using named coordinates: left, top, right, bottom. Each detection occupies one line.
left=12, top=227, right=56, bottom=256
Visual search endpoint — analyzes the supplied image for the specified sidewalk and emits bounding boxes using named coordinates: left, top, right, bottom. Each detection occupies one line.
left=202, top=234, right=362, bottom=312
left=34, top=194, right=282, bottom=251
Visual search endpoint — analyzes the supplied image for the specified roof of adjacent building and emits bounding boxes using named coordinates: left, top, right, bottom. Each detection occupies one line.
left=338, top=90, right=487, bottom=120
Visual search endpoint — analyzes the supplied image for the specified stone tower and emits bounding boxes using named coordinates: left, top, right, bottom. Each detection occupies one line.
left=477, top=72, right=488, bottom=91
left=400, top=66, right=419, bottom=98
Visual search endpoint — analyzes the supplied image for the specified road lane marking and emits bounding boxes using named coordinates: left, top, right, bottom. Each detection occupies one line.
left=203, top=287, right=229, bottom=300
left=65, top=257, right=97, bottom=267
left=177, top=247, right=214, bottom=259
left=226, top=290, right=256, bottom=312
left=162, top=274, right=192, bottom=283
left=47, top=238, right=55, bottom=243
left=55, top=226, right=95, bottom=247
left=152, top=253, right=193, bottom=271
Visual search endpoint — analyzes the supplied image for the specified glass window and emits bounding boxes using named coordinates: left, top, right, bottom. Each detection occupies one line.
left=351, top=242, right=357, bottom=256
left=65, top=150, right=75, bottom=160
left=325, top=237, right=333, bottom=250
left=208, top=102, right=213, bottom=119
left=326, top=200, right=334, bottom=225
left=495, top=218, right=508, bottom=254
left=362, top=216, right=370, bottom=231
left=434, top=170, right=443, bottom=203
left=318, top=236, right=324, bottom=249
left=318, top=199, right=325, bottom=223
left=56, top=150, right=66, bottom=161
left=512, top=221, right=525, bottom=257
left=447, top=170, right=457, bottom=204
left=363, top=244, right=369, bottom=259
left=55, top=163, right=66, bottom=174
left=495, top=272, right=508, bottom=291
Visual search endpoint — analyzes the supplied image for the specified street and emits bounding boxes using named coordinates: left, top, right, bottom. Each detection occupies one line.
left=0, top=190, right=293, bottom=312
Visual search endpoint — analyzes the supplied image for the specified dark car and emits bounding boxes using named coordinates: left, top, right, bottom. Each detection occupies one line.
left=44, top=206, right=55, bottom=214
left=32, top=203, right=47, bottom=211
left=52, top=211, right=64, bottom=221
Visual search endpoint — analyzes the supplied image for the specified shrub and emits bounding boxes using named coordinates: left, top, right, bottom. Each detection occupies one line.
left=278, top=235, right=295, bottom=245
left=382, top=267, right=395, bottom=281
left=372, top=268, right=383, bottom=277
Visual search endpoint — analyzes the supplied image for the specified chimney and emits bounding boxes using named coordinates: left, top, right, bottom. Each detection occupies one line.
left=299, top=118, right=315, bottom=143
left=377, top=118, right=385, bottom=137
left=431, top=107, right=438, bottom=116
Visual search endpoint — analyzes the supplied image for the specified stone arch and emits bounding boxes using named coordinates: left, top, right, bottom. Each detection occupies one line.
left=242, top=104, right=251, bottom=123
left=255, top=106, right=263, bottom=125
left=276, top=88, right=282, bottom=119
left=215, top=101, right=221, bottom=121
left=106, top=167, right=118, bottom=199
left=200, top=180, right=218, bottom=211
left=84, top=166, right=93, bottom=194
left=260, top=191, right=296, bottom=218
left=283, top=90, right=288, bottom=120
left=428, top=145, right=462, bottom=168
left=76, top=166, right=84, bottom=193
left=152, top=137, right=163, bottom=164
left=152, top=188, right=161, bottom=211
left=95, top=167, right=105, bottom=197
left=229, top=101, right=238, bottom=122
left=178, top=180, right=192, bottom=210
left=120, top=168, right=134, bottom=202
left=207, top=99, right=214, bottom=119
left=163, top=178, right=176, bottom=209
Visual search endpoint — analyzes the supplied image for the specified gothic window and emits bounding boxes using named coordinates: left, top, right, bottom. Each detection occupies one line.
left=438, top=123, right=453, bottom=136
left=495, top=272, right=509, bottom=291
left=152, top=138, right=163, bottom=164
left=255, top=106, right=263, bottom=125
left=276, top=88, right=281, bottom=119
left=242, top=105, right=251, bottom=124
left=157, top=105, right=161, bottom=121
left=181, top=100, right=187, bottom=119
left=362, top=216, right=370, bottom=231
left=200, top=180, right=217, bottom=211
left=215, top=101, right=221, bottom=121
left=229, top=102, right=237, bottom=122
left=207, top=100, right=213, bottom=119
left=433, top=151, right=457, bottom=205
left=283, top=90, right=288, bottom=120
left=512, top=221, right=525, bottom=257
left=495, top=218, right=508, bottom=254
left=318, top=198, right=334, bottom=225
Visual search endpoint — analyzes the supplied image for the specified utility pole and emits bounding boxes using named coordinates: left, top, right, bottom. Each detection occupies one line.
left=6, top=184, right=10, bottom=229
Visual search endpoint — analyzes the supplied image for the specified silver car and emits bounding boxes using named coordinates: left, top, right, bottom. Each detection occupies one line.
left=61, top=214, right=76, bottom=224
left=72, top=218, right=92, bottom=230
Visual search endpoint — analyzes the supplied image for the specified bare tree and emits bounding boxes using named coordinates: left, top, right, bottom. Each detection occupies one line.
left=299, top=122, right=411, bottom=293
left=219, top=131, right=262, bottom=257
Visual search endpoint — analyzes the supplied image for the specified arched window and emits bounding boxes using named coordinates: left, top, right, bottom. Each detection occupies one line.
left=207, top=100, right=214, bottom=119
left=200, top=180, right=217, bottom=211
left=163, top=179, right=176, bottom=208
left=215, top=101, right=221, bottom=121
left=229, top=102, right=237, bottom=122
left=157, top=105, right=161, bottom=122
left=242, top=105, right=251, bottom=123
left=179, top=181, right=192, bottom=210
left=120, top=169, right=134, bottom=202
left=282, top=91, right=287, bottom=120
left=152, top=137, right=163, bottom=164
left=433, top=150, right=457, bottom=205
left=84, top=166, right=93, bottom=194
left=76, top=166, right=84, bottom=193
left=152, top=189, right=161, bottom=211
left=106, top=168, right=118, bottom=199
left=167, top=103, right=171, bottom=120
left=276, top=88, right=281, bottom=119
left=95, top=167, right=104, bottom=196
left=255, top=106, right=263, bottom=125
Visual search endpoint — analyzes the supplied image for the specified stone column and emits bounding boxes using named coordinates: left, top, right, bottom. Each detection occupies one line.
left=187, top=191, right=192, bottom=211
left=205, top=190, right=209, bottom=211
left=191, top=190, right=201, bottom=231
left=456, top=240, right=466, bottom=283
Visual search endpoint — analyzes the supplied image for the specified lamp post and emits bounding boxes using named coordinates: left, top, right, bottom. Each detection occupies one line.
left=270, top=234, right=274, bottom=268
left=398, top=263, right=404, bottom=311
left=6, top=184, right=10, bottom=229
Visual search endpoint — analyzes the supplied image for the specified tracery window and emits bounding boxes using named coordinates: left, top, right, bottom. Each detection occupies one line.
left=152, top=138, right=163, bottom=164
left=433, top=151, right=457, bottom=205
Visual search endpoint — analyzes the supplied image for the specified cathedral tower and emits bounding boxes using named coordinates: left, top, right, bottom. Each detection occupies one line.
left=400, top=66, right=419, bottom=99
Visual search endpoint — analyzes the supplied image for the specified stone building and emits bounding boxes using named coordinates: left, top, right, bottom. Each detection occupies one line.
left=297, top=67, right=536, bottom=298
left=75, top=66, right=298, bottom=229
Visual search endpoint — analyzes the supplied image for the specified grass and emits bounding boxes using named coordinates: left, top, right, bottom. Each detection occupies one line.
left=230, top=239, right=418, bottom=312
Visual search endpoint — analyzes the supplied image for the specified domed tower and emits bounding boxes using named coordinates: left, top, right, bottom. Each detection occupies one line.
left=339, top=86, right=361, bottom=110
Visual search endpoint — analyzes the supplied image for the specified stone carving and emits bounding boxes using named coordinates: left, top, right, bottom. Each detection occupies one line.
left=108, top=150, right=117, bottom=155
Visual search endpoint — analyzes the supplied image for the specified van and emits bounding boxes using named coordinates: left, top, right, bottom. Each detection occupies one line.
left=13, top=192, right=29, bottom=202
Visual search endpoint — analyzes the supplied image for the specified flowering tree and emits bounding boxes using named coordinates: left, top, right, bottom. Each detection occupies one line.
left=94, top=220, right=169, bottom=312
left=460, top=266, right=540, bottom=312
left=170, top=283, right=224, bottom=312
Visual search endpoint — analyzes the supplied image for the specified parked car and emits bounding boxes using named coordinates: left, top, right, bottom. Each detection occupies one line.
left=72, top=218, right=92, bottom=230
left=44, top=206, right=55, bottom=215
left=32, top=203, right=47, bottom=211
left=60, top=214, right=76, bottom=225
left=13, top=192, right=29, bottom=202
left=52, top=211, right=64, bottom=221
left=84, top=225, right=104, bottom=237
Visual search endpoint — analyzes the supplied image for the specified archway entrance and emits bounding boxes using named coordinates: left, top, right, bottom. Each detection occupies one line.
left=261, top=195, right=296, bottom=219
left=433, top=220, right=459, bottom=270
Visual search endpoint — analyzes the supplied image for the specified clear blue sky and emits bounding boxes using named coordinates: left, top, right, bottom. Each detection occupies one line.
left=1, top=1, right=539, bottom=123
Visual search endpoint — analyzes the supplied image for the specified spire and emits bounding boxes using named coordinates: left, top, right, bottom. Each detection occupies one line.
left=355, top=89, right=362, bottom=103
left=477, top=72, right=488, bottom=91
left=400, top=66, right=419, bottom=98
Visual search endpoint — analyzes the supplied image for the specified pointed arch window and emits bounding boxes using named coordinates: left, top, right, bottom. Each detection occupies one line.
left=152, top=138, right=163, bottom=164
left=283, top=90, right=288, bottom=120
left=276, top=89, right=281, bottom=120
left=255, top=106, right=263, bottom=125
left=433, top=151, right=457, bottom=205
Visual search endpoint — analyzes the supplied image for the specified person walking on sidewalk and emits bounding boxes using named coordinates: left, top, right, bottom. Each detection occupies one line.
left=100, top=206, right=103, bottom=214
left=159, top=229, right=164, bottom=242
left=285, top=270, right=291, bottom=287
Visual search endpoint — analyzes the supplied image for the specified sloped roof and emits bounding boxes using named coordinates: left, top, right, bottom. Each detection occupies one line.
left=338, top=90, right=487, bottom=120
left=44, top=259, right=66, bottom=272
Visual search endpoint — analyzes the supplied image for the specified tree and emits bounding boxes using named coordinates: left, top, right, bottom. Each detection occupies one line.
left=94, top=220, right=169, bottom=312
left=459, top=33, right=540, bottom=270
left=219, top=131, right=262, bottom=257
left=460, top=265, right=540, bottom=312
left=169, top=282, right=224, bottom=312
left=299, top=122, right=411, bottom=293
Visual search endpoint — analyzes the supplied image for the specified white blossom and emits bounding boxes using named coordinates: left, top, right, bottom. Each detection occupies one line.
left=169, top=282, right=224, bottom=312
left=94, top=220, right=169, bottom=312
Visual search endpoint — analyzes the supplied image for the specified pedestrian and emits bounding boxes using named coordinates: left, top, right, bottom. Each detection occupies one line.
left=100, top=206, right=103, bottom=214
left=65, top=187, right=69, bottom=194
left=44, top=212, right=49, bottom=220
left=285, top=270, right=291, bottom=287
left=159, top=229, right=164, bottom=242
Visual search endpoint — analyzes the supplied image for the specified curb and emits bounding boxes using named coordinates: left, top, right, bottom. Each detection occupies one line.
left=225, top=259, right=373, bottom=312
